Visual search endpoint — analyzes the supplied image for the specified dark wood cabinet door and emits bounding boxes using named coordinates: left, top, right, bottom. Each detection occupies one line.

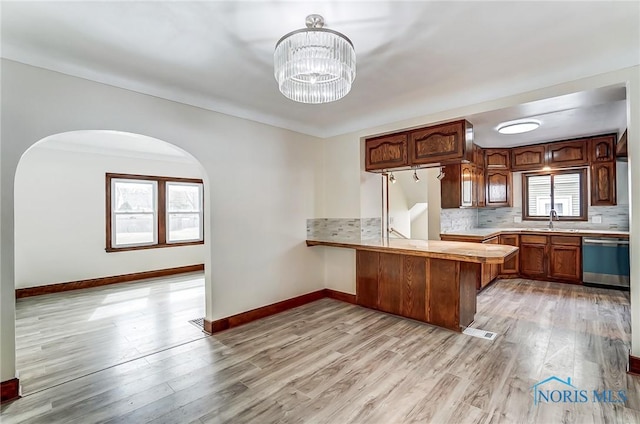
left=440, top=164, right=461, bottom=209
left=511, top=145, right=546, bottom=171
left=476, top=166, right=485, bottom=207
left=365, top=133, right=408, bottom=171
left=485, top=149, right=511, bottom=169
left=546, top=140, right=588, bottom=167
left=499, top=234, right=519, bottom=275
left=480, top=237, right=500, bottom=288
left=590, top=162, right=617, bottom=206
left=356, top=250, right=379, bottom=309
left=409, top=120, right=471, bottom=165
left=520, top=242, right=547, bottom=278
left=485, top=170, right=512, bottom=207
left=473, top=145, right=484, bottom=167
left=549, top=244, right=581, bottom=282
left=461, top=164, right=474, bottom=207
left=616, top=130, right=627, bottom=158
left=590, top=135, right=616, bottom=162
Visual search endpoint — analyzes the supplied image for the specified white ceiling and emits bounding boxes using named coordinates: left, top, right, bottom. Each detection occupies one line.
left=467, top=85, right=628, bottom=148
left=2, top=1, right=639, bottom=139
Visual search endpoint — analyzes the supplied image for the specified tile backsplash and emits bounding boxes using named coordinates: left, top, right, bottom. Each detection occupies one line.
left=307, top=218, right=382, bottom=241
left=440, top=208, right=478, bottom=233
left=477, top=205, right=629, bottom=231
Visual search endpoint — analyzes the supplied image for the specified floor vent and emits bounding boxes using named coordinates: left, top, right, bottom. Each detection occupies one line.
left=188, top=317, right=205, bottom=330
left=463, top=327, right=497, bottom=341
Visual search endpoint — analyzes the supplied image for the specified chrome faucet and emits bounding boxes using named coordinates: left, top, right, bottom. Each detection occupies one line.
left=549, top=209, right=559, bottom=229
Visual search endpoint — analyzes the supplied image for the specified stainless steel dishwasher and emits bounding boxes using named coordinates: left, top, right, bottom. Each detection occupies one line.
left=582, top=237, right=630, bottom=289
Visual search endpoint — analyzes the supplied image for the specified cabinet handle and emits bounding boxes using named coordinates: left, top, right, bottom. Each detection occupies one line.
left=583, top=239, right=629, bottom=245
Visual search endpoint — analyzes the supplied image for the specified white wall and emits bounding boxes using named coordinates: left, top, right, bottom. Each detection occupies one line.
left=426, top=168, right=442, bottom=240
left=388, top=178, right=411, bottom=237
left=0, top=59, right=325, bottom=382
left=410, top=204, right=429, bottom=240
left=14, top=146, right=205, bottom=288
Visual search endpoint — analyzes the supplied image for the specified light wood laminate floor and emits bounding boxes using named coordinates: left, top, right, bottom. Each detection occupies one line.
left=2, top=278, right=639, bottom=423
left=13, top=273, right=206, bottom=394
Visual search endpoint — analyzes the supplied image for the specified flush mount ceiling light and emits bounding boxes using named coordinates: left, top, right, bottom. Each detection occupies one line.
left=497, top=120, right=541, bottom=135
left=274, top=14, right=356, bottom=104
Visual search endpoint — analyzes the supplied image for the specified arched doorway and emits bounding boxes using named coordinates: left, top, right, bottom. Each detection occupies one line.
left=13, top=130, right=211, bottom=394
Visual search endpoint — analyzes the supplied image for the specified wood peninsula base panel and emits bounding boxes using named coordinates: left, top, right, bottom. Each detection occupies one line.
left=356, top=251, right=478, bottom=331
left=0, top=378, right=20, bottom=403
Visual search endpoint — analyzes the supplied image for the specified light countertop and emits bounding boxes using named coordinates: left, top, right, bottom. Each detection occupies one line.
left=306, top=238, right=518, bottom=264
left=440, top=227, right=629, bottom=240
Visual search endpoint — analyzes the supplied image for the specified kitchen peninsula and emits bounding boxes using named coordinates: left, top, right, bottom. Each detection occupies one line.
left=307, top=238, right=518, bottom=332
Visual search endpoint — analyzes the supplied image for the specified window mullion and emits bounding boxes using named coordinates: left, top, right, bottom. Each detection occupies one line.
left=158, top=180, right=167, bottom=244
left=550, top=174, right=555, bottom=214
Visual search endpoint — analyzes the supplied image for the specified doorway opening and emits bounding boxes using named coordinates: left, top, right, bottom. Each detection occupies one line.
left=14, top=130, right=210, bottom=394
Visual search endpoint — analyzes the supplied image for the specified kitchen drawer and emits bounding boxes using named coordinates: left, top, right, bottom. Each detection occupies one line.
left=551, top=236, right=581, bottom=246
left=521, top=235, right=548, bottom=244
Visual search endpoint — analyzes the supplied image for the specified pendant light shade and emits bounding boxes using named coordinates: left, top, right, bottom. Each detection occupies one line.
left=274, top=14, right=356, bottom=104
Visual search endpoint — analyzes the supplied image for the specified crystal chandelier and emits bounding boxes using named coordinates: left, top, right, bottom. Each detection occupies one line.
left=274, top=14, right=356, bottom=104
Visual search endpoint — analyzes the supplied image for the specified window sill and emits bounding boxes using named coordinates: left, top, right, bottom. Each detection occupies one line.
left=522, top=217, right=588, bottom=222
left=106, top=240, right=204, bottom=252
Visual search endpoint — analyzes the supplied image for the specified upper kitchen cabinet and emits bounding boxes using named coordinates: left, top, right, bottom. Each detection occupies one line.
left=473, top=145, right=485, bottom=168
left=364, top=119, right=474, bottom=171
left=476, top=166, right=486, bottom=207
left=441, top=163, right=477, bottom=208
left=588, top=133, right=617, bottom=206
left=511, top=144, right=546, bottom=171
left=485, top=169, right=512, bottom=207
left=591, top=162, right=617, bottom=206
left=546, top=140, right=589, bottom=167
left=616, top=130, right=628, bottom=158
left=365, top=133, right=409, bottom=171
left=409, top=120, right=473, bottom=165
left=589, top=134, right=616, bottom=162
left=484, top=149, right=510, bottom=169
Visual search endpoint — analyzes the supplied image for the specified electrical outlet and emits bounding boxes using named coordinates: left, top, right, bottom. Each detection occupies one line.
left=592, top=215, right=602, bottom=224
left=514, top=216, right=522, bottom=223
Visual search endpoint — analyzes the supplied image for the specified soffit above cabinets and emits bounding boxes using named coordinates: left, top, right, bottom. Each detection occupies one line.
left=1, top=2, right=638, bottom=138
left=466, top=85, right=628, bottom=148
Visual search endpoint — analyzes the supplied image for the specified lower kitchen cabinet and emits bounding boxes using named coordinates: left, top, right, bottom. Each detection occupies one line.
left=519, top=235, right=582, bottom=283
left=548, top=236, right=582, bottom=283
left=440, top=234, right=499, bottom=290
left=481, top=237, right=500, bottom=288
left=440, top=232, right=584, bottom=287
left=499, top=234, right=519, bottom=275
left=519, top=235, right=548, bottom=279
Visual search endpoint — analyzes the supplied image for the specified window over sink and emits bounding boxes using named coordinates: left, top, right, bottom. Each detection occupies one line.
left=522, top=169, right=587, bottom=221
